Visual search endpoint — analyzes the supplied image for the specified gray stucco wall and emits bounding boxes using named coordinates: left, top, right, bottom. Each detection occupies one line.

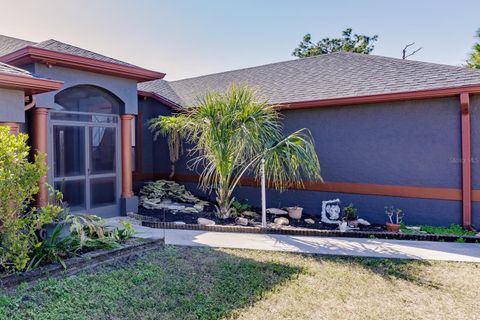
left=0, top=87, right=25, bottom=123
left=135, top=95, right=468, bottom=226
left=31, top=63, right=138, bottom=114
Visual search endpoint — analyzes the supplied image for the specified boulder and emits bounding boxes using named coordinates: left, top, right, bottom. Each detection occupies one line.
left=274, top=217, right=289, bottom=225
left=197, top=218, right=215, bottom=226
left=235, top=217, right=249, bottom=226
left=267, top=208, right=288, bottom=215
left=357, top=218, right=371, bottom=226
left=304, top=218, right=315, bottom=224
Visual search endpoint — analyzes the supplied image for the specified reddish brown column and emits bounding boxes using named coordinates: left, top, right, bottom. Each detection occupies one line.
left=31, top=108, right=49, bottom=206
left=121, top=114, right=134, bottom=198
left=460, top=93, right=472, bottom=229
left=0, top=122, right=20, bottom=135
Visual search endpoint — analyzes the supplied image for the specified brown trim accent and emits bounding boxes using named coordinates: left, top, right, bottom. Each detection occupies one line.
left=280, top=84, right=480, bottom=110
left=460, top=93, right=472, bottom=228
left=138, top=90, right=184, bottom=111
left=0, top=47, right=165, bottom=82
left=31, top=108, right=49, bottom=206
left=0, top=71, right=63, bottom=95
left=120, top=115, right=134, bottom=198
left=0, top=122, right=20, bottom=135
left=135, top=172, right=467, bottom=201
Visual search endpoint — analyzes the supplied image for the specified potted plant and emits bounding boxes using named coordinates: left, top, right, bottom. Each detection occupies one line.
left=385, top=206, right=404, bottom=232
left=287, top=206, right=303, bottom=219
left=342, top=204, right=358, bottom=227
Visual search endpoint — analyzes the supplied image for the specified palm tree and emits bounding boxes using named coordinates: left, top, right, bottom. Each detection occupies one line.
left=149, top=85, right=322, bottom=219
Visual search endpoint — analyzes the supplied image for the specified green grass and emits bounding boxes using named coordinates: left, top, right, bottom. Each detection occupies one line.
left=401, top=223, right=477, bottom=236
left=0, top=246, right=479, bottom=320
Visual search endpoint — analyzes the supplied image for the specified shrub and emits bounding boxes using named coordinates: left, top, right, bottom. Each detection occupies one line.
left=0, top=127, right=53, bottom=271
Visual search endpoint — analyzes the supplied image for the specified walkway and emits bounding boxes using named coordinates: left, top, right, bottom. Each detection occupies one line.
left=106, top=217, right=480, bottom=262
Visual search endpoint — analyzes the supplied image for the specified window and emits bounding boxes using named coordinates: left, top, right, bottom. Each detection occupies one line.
left=55, top=85, right=123, bottom=114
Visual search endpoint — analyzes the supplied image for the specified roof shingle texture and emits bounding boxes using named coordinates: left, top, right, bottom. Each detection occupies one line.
left=139, top=52, right=480, bottom=106
left=0, top=62, right=34, bottom=77
left=0, top=35, right=35, bottom=57
left=0, top=35, right=137, bottom=68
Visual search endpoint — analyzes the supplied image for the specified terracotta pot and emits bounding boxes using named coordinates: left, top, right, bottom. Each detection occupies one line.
left=288, top=207, right=303, bottom=220
left=386, top=223, right=401, bottom=233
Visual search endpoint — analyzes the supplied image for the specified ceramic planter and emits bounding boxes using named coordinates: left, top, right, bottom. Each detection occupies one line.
left=288, top=207, right=303, bottom=220
left=386, top=222, right=401, bottom=233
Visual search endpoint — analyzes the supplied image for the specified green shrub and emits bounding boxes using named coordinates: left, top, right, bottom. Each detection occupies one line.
left=0, top=127, right=55, bottom=271
left=342, top=204, right=358, bottom=221
left=231, top=199, right=252, bottom=213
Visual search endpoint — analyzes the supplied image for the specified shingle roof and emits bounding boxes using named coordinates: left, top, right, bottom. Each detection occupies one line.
left=0, top=62, right=34, bottom=77
left=0, top=35, right=35, bottom=57
left=33, top=39, right=137, bottom=67
left=0, top=35, right=138, bottom=68
left=139, top=52, right=480, bottom=106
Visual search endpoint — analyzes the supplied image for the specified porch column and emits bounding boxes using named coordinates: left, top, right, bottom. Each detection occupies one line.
left=120, top=114, right=134, bottom=198
left=31, top=108, right=49, bottom=207
left=0, top=122, right=20, bottom=135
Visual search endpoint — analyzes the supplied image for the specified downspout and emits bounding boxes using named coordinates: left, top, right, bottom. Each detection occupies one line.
left=460, top=92, right=472, bottom=229
left=24, top=95, right=36, bottom=111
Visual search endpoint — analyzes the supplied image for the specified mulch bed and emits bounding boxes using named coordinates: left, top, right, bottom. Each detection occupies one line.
left=133, top=208, right=480, bottom=243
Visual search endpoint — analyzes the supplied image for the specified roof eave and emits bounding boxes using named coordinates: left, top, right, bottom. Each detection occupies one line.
left=279, top=84, right=480, bottom=110
left=138, top=90, right=184, bottom=111
left=0, top=46, right=165, bottom=82
left=0, top=71, right=63, bottom=95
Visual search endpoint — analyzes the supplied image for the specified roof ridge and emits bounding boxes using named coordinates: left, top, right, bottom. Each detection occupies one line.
left=169, top=51, right=480, bottom=84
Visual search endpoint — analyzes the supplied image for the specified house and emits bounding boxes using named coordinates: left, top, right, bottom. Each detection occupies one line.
left=1, top=34, right=480, bottom=227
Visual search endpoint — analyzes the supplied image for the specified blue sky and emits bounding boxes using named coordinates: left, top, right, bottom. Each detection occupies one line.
left=1, top=0, right=479, bottom=80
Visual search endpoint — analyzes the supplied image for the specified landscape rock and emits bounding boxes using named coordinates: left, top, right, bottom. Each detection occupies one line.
left=173, top=221, right=186, bottom=225
left=274, top=217, right=289, bottom=225
left=235, top=217, right=249, bottom=226
left=357, top=218, right=371, bottom=226
left=140, top=180, right=207, bottom=209
left=304, top=218, right=315, bottom=224
left=242, top=211, right=260, bottom=219
left=476, top=232, right=480, bottom=238
left=267, top=208, right=288, bottom=215
left=197, top=218, right=215, bottom=226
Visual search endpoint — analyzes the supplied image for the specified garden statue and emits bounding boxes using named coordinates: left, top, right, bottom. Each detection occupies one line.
left=321, top=199, right=342, bottom=224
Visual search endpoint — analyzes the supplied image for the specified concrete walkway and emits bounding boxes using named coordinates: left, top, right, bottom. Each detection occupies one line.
left=106, top=217, right=480, bottom=262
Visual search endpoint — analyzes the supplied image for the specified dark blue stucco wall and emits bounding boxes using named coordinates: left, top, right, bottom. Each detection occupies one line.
left=137, top=96, right=466, bottom=226
left=470, top=94, right=480, bottom=228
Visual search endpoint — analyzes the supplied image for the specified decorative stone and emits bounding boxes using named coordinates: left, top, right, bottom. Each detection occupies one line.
left=140, top=180, right=207, bottom=209
left=182, top=207, right=200, bottom=213
left=267, top=208, right=288, bottom=215
left=304, top=218, right=315, bottom=224
left=321, top=199, right=342, bottom=224
left=274, top=217, right=289, bottom=225
left=173, top=221, right=186, bottom=225
left=197, top=218, right=215, bottom=226
left=476, top=232, right=480, bottom=238
left=339, top=221, right=348, bottom=232
left=406, top=226, right=421, bottom=231
left=242, top=211, right=260, bottom=219
left=235, top=217, right=249, bottom=226
left=193, top=204, right=204, bottom=211
left=357, top=218, right=371, bottom=226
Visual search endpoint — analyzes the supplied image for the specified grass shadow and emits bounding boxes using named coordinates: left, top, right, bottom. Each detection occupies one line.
left=0, top=245, right=304, bottom=320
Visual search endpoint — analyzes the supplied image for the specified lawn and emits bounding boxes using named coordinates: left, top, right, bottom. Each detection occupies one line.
left=0, top=246, right=479, bottom=320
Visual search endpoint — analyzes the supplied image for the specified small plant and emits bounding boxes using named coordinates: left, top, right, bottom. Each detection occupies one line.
left=112, top=221, right=136, bottom=241
left=385, top=206, right=403, bottom=224
left=27, top=224, right=74, bottom=270
left=231, top=199, right=252, bottom=214
left=342, top=204, right=358, bottom=221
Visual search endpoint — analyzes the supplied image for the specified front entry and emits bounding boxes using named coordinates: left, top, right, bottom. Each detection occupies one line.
left=48, top=85, right=124, bottom=217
